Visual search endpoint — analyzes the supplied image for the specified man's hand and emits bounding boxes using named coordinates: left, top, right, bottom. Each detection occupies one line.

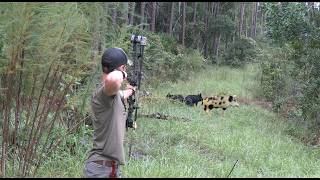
left=126, top=84, right=136, bottom=94
left=123, top=84, right=136, bottom=99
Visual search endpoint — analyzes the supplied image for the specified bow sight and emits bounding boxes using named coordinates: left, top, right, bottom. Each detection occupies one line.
left=131, top=35, right=147, bottom=45
left=126, top=35, right=147, bottom=130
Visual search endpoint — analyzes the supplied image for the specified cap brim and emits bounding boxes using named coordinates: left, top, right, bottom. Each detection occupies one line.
left=127, top=59, right=133, bottom=66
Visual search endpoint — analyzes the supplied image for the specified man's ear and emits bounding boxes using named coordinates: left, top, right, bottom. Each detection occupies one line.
left=122, top=64, right=127, bottom=69
left=102, top=66, right=110, bottom=74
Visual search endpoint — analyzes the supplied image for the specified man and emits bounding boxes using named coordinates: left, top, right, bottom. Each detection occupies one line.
left=83, top=47, right=136, bottom=178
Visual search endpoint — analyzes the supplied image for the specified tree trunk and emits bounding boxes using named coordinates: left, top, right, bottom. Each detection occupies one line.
left=250, top=2, right=258, bottom=38
left=91, top=3, right=101, bottom=59
left=308, top=2, right=315, bottom=24
left=239, top=2, right=245, bottom=37
left=256, top=2, right=261, bottom=35
left=225, top=34, right=228, bottom=50
left=123, top=2, right=129, bottom=25
left=169, top=2, right=175, bottom=36
left=212, top=2, right=221, bottom=57
left=260, top=2, right=265, bottom=35
left=182, top=2, right=186, bottom=46
left=260, top=13, right=264, bottom=34
left=245, top=12, right=248, bottom=37
left=203, top=2, right=210, bottom=58
left=193, top=2, right=198, bottom=49
left=151, top=2, right=156, bottom=32
left=193, top=2, right=197, bottom=25
left=232, top=3, right=238, bottom=43
left=112, top=3, right=117, bottom=26
left=97, top=2, right=108, bottom=54
left=129, top=2, right=135, bottom=25
left=98, top=7, right=103, bottom=54
left=140, top=2, right=145, bottom=29
left=214, top=35, right=221, bottom=57
left=316, top=111, right=320, bottom=128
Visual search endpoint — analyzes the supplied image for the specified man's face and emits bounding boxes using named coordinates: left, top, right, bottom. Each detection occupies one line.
left=117, top=64, right=127, bottom=72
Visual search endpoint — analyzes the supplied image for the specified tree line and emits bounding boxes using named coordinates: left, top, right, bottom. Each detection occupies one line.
left=89, top=2, right=264, bottom=61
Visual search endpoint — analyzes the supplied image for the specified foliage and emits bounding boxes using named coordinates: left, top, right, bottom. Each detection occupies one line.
left=299, top=47, right=320, bottom=125
left=261, top=2, right=320, bottom=128
left=208, top=14, right=235, bottom=37
left=0, top=2, right=93, bottom=177
left=158, top=32, right=182, bottom=55
left=147, top=35, right=204, bottom=85
left=259, top=46, right=298, bottom=112
left=222, top=36, right=258, bottom=67
left=265, top=2, right=310, bottom=46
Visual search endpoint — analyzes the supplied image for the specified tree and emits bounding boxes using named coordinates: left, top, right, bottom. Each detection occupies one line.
left=250, top=2, right=258, bottom=38
left=193, top=2, right=197, bottom=25
left=151, top=2, right=156, bottom=32
left=192, top=2, right=199, bottom=49
left=212, top=2, right=221, bottom=57
left=181, top=2, right=186, bottom=46
left=169, top=2, right=175, bottom=36
left=258, top=2, right=266, bottom=34
left=140, top=2, right=146, bottom=29
left=129, top=2, right=135, bottom=25
left=112, top=2, right=117, bottom=25
left=262, top=2, right=320, bottom=128
left=239, top=2, right=245, bottom=37
left=203, top=2, right=210, bottom=58
left=123, top=2, right=129, bottom=25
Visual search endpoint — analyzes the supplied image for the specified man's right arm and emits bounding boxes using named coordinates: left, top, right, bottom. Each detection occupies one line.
left=104, top=70, right=124, bottom=96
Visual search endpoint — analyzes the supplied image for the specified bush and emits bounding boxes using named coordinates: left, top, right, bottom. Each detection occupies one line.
left=259, top=46, right=299, bottom=113
left=299, top=48, right=320, bottom=126
left=222, top=36, right=258, bottom=67
left=259, top=42, right=320, bottom=128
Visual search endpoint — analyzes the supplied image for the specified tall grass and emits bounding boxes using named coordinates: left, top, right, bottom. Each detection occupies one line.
left=36, top=64, right=320, bottom=177
left=0, top=3, right=93, bottom=177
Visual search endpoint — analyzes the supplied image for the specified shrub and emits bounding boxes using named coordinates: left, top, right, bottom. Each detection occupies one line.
left=259, top=46, right=298, bottom=113
left=222, top=36, right=258, bottom=67
left=299, top=48, right=320, bottom=127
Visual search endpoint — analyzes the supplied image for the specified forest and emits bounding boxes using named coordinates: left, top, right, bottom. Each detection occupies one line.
left=0, top=2, right=319, bottom=178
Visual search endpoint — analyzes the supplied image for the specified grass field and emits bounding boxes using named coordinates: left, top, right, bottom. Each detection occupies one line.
left=36, top=64, right=320, bottom=178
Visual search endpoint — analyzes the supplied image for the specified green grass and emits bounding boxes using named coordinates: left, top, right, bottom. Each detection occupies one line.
left=36, top=64, right=320, bottom=177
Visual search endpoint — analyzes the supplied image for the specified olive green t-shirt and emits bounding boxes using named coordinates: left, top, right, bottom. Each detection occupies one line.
left=86, top=84, right=127, bottom=165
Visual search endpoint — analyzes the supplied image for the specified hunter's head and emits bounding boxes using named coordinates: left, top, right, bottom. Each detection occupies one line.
left=101, top=47, right=128, bottom=74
